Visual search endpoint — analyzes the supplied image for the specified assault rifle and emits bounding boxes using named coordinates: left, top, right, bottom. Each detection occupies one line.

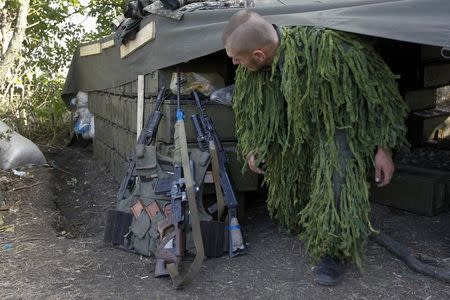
left=154, top=163, right=186, bottom=278
left=117, top=87, right=166, bottom=202
left=191, top=91, right=245, bottom=258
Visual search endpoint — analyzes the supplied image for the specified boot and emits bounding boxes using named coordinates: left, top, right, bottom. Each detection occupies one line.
left=314, top=255, right=344, bottom=286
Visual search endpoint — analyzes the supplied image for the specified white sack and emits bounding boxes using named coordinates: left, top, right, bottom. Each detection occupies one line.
left=0, top=121, right=47, bottom=170
left=72, top=91, right=94, bottom=139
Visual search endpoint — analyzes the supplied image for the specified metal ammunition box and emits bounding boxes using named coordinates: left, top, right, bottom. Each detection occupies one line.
left=370, top=164, right=450, bottom=216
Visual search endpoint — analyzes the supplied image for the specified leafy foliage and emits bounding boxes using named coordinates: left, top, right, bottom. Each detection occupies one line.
left=84, top=0, right=125, bottom=40
left=0, top=0, right=124, bottom=145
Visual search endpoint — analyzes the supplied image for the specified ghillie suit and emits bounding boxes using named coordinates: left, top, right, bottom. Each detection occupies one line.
left=233, top=26, right=408, bottom=266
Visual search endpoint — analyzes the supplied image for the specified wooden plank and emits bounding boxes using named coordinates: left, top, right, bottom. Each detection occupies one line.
left=101, top=39, right=115, bottom=50
left=80, top=43, right=102, bottom=57
left=120, top=21, right=155, bottom=59
left=137, top=75, right=145, bottom=140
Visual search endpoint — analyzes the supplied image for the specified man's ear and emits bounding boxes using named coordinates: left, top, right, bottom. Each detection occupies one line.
left=252, top=49, right=266, bottom=63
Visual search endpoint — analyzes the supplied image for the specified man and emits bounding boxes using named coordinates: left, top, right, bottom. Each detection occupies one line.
left=221, top=10, right=408, bottom=286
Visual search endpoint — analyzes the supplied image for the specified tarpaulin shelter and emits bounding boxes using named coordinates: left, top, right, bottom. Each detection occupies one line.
left=62, top=0, right=450, bottom=203
left=62, top=0, right=450, bottom=99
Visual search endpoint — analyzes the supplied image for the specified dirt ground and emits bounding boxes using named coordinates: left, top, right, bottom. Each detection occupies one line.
left=1, top=144, right=450, bottom=300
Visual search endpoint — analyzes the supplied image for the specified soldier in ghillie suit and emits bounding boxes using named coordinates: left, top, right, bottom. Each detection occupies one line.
left=222, top=10, right=408, bottom=286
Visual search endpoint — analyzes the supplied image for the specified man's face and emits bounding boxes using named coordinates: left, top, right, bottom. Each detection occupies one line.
left=225, top=46, right=267, bottom=72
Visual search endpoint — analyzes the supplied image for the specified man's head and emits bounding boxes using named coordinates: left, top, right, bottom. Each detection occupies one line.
left=223, top=10, right=279, bottom=71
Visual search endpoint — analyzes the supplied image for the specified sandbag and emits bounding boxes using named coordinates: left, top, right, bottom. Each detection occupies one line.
left=0, top=121, right=47, bottom=170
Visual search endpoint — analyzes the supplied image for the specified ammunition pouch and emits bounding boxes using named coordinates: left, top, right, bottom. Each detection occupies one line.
left=105, top=143, right=212, bottom=257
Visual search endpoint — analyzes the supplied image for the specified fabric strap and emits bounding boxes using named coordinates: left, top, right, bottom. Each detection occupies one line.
left=209, top=140, right=225, bottom=221
left=168, top=121, right=205, bottom=288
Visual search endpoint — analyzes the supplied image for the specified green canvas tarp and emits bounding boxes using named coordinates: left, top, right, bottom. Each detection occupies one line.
left=62, top=0, right=450, bottom=100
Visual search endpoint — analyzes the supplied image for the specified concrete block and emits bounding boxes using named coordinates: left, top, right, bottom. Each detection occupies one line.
left=406, top=109, right=450, bottom=145
left=93, top=116, right=102, bottom=142
left=111, top=126, right=133, bottom=158
left=112, top=123, right=119, bottom=151
left=111, top=84, right=124, bottom=96
left=122, top=81, right=133, bottom=97
left=119, top=127, right=128, bottom=158
left=110, top=95, right=121, bottom=126
left=93, top=139, right=112, bottom=166
left=104, top=119, right=114, bottom=149
left=94, top=95, right=102, bottom=119
left=95, top=116, right=113, bottom=147
left=121, top=80, right=138, bottom=98
left=88, top=92, right=96, bottom=113
left=126, top=96, right=137, bottom=133
left=131, top=80, right=138, bottom=97
left=143, top=97, right=155, bottom=124
left=404, top=88, right=436, bottom=112
left=370, top=164, right=450, bottom=216
left=100, top=94, right=112, bottom=120
left=97, top=94, right=106, bottom=120
left=111, top=150, right=127, bottom=183
left=144, top=71, right=159, bottom=97
left=98, top=117, right=108, bottom=146
left=120, top=97, right=128, bottom=129
left=114, top=126, right=123, bottom=157
left=125, top=130, right=136, bottom=158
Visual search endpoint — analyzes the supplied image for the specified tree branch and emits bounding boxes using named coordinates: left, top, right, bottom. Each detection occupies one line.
left=372, top=231, right=450, bottom=284
left=0, top=0, right=30, bottom=83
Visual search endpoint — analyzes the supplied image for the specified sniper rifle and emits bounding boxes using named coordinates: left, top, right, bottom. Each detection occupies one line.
left=191, top=91, right=245, bottom=257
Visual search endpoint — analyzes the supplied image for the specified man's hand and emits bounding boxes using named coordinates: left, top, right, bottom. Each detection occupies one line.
left=374, top=147, right=394, bottom=187
left=247, top=153, right=265, bottom=174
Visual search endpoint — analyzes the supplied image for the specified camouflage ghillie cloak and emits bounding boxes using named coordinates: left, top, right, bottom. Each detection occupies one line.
left=233, top=26, right=408, bottom=266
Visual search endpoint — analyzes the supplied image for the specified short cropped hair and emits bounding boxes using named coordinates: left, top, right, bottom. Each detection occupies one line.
left=222, top=10, right=276, bottom=54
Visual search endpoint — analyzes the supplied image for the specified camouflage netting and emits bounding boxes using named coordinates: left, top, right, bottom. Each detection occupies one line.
left=233, top=27, right=408, bottom=266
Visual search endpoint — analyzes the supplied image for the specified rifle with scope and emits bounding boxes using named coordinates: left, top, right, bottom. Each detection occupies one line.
left=191, top=91, right=245, bottom=257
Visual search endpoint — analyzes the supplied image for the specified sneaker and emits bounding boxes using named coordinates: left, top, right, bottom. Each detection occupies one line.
left=314, top=255, right=344, bottom=286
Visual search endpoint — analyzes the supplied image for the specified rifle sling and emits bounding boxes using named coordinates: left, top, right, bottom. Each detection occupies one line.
left=209, top=140, right=225, bottom=221
left=169, top=120, right=205, bottom=289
